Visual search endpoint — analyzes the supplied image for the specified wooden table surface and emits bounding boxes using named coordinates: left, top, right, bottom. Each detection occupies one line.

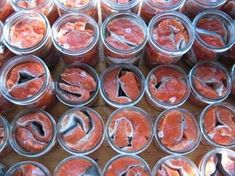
left=1, top=57, right=235, bottom=174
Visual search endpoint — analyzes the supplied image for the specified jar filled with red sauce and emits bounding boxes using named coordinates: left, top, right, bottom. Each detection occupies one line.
left=55, top=63, right=100, bottom=107
left=3, top=12, right=59, bottom=68
left=10, top=0, right=58, bottom=24
left=0, top=116, right=10, bottom=157
left=182, top=0, right=227, bottom=19
left=6, top=161, right=51, bottom=176
left=222, top=0, right=235, bottom=18
left=9, top=109, right=56, bottom=157
left=54, top=155, right=101, bottom=176
left=188, top=62, right=232, bottom=106
left=145, top=11, right=195, bottom=67
left=186, top=10, right=234, bottom=65
left=231, top=64, right=235, bottom=96
left=0, top=0, right=14, bottom=22
left=52, top=13, right=99, bottom=67
left=145, top=65, right=191, bottom=110
left=101, top=13, right=147, bottom=65
left=54, top=0, right=98, bottom=22
left=101, top=0, right=140, bottom=21
left=140, top=0, right=186, bottom=23
left=0, top=55, right=55, bottom=109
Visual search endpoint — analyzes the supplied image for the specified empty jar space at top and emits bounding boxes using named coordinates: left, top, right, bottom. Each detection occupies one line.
left=52, top=13, right=99, bottom=67
left=101, top=0, right=140, bottom=21
left=186, top=10, right=234, bottom=65
left=3, top=12, right=59, bottom=68
left=9, top=0, right=59, bottom=24
left=54, top=0, right=98, bottom=22
left=140, top=0, right=186, bottom=23
left=101, top=13, right=147, bottom=65
left=182, top=0, right=227, bottom=19
left=0, top=0, right=14, bottom=22
left=188, top=61, right=232, bottom=106
left=145, top=11, right=195, bottom=67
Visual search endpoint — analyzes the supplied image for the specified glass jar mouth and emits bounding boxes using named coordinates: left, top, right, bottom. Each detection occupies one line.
left=55, top=63, right=100, bottom=107
left=105, top=106, right=153, bottom=154
left=152, top=155, right=200, bottom=176
left=189, top=61, right=232, bottom=104
left=103, top=0, right=140, bottom=10
left=199, top=148, right=235, bottom=176
left=9, top=109, right=57, bottom=157
left=0, top=55, right=51, bottom=106
left=101, top=13, right=148, bottom=55
left=103, top=154, right=151, bottom=176
left=194, top=0, right=227, bottom=8
left=148, top=11, right=195, bottom=56
left=100, top=64, right=145, bottom=108
left=3, top=12, right=50, bottom=55
left=154, top=108, right=201, bottom=155
left=10, top=0, right=52, bottom=11
left=52, top=12, right=99, bottom=56
left=57, top=107, right=105, bottom=155
left=6, top=161, right=51, bottom=176
left=232, top=64, right=235, bottom=82
left=54, top=155, right=101, bottom=176
left=199, top=102, right=235, bottom=148
left=193, top=10, right=235, bottom=52
left=54, top=0, right=96, bottom=12
left=0, top=116, right=9, bottom=153
left=145, top=0, right=186, bottom=10
left=146, top=65, right=191, bottom=109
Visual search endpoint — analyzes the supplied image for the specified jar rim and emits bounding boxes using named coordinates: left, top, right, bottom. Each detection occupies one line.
left=103, top=0, right=140, bottom=11
left=3, top=12, right=50, bottom=55
left=193, top=10, right=235, bottom=52
left=199, top=102, right=235, bottom=148
left=148, top=11, right=195, bottom=56
left=101, top=12, right=148, bottom=55
left=52, top=12, right=99, bottom=56
left=145, top=64, right=191, bottom=109
left=188, top=61, right=232, bottom=104
left=57, top=107, right=105, bottom=155
left=9, top=109, right=57, bottom=157
left=105, top=106, right=153, bottom=154
left=194, top=0, right=227, bottom=8
left=154, top=108, right=202, bottom=155
left=0, top=55, right=51, bottom=105
left=145, top=0, right=186, bottom=10
left=10, top=0, right=53, bottom=11
left=0, top=116, right=9, bottom=153
left=100, top=64, right=146, bottom=108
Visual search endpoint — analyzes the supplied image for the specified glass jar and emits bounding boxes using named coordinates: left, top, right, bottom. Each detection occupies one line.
left=54, top=0, right=98, bottom=22
left=101, top=13, right=147, bottom=65
left=9, top=109, right=56, bottom=157
left=3, top=12, right=59, bottom=68
left=0, top=163, right=6, bottom=176
left=200, top=102, right=235, bottom=148
left=6, top=161, right=51, bottom=176
left=0, top=55, right=55, bottom=109
left=199, top=148, right=235, bottom=176
left=222, top=0, right=235, bottom=18
left=231, top=64, right=235, bottom=96
left=52, top=13, right=99, bottom=67
left=103, top=154, right=151, bottom=176
left=152, top=155, right=200, bottom=176
left=186, top=10, right=234, bottom=65
left=182, top=0, right=227, bottom=19
left=57, top=107, right=105, bottom=155
left=145, top=11, right=195, bottom=67
left=140, top=0, right=186, bottom=23
left=0, top=116, right=10, bottom=156
left=54, top=155, right=101, bottom=176
left=145, top=65, right=191, bottom=110
left=154, top=108, right=201, bottom=155
left=106, top=107, right=153, bottom=154
left=55, top=63, right=100, bottom=107
left=101, top=0, right=140, bottom=21
left=10, top=0, right=58, bottom=24
left=0, top=0, right=14, bottom=22
left=100, top=64, right=145, bottom=108
left=188, top=61, right=231, bottom=106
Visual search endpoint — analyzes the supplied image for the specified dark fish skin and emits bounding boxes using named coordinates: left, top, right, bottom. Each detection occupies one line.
left=82, top=165, right=100, bottom=176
